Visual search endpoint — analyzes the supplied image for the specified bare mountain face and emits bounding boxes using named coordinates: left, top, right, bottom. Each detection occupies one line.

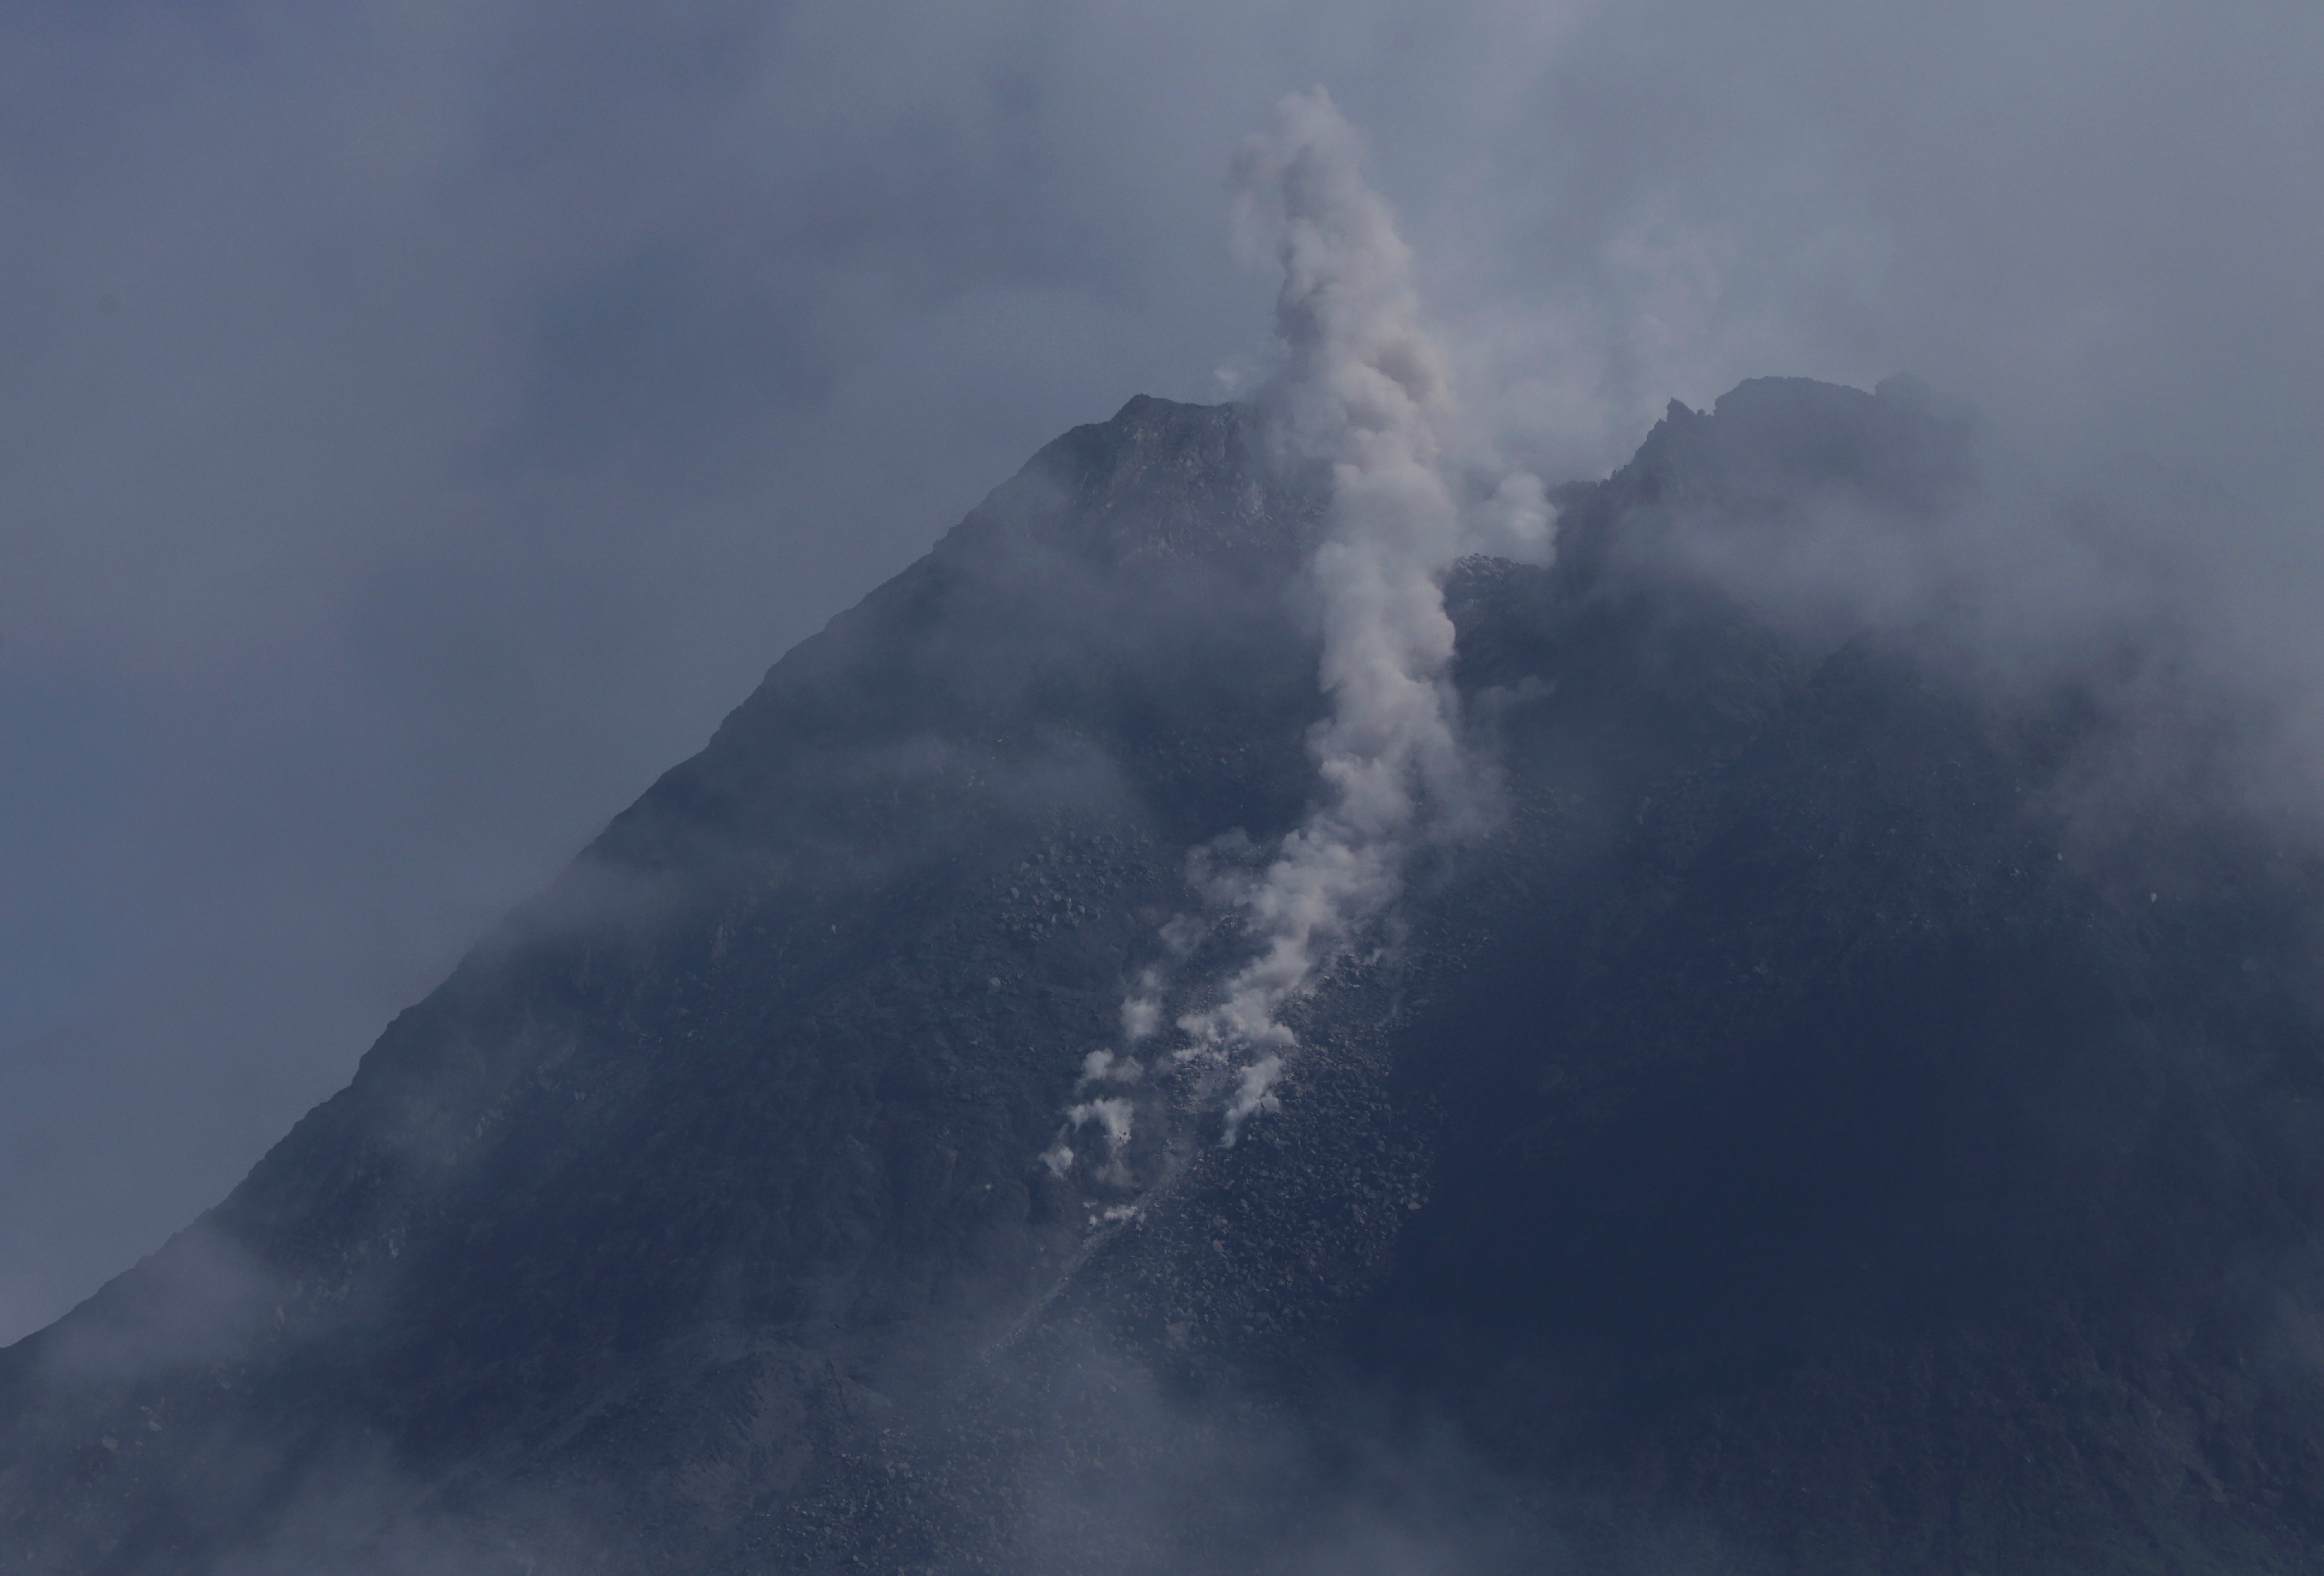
left=8, top=384, right=2324, bottom=1574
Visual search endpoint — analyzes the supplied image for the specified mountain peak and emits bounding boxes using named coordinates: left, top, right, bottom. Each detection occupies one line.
left=935, top=394, right=1316, bottom=578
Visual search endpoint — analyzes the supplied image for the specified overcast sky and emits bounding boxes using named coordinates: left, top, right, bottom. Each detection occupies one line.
left=3, top=0, right=2319, bottom=1342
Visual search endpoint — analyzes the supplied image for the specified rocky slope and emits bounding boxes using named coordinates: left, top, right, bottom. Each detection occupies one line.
left=5, top=383, right=2324, bottom=1574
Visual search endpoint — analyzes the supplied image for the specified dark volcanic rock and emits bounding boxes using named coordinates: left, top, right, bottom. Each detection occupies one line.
left=6, top=383, right=2324, bottom=1574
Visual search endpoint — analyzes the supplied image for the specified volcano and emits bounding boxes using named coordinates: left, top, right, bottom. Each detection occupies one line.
left=6, top=380, right=2324, bottom=1574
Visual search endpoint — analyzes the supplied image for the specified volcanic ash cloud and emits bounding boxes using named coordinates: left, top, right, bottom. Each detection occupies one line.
left=1165, top=87, right=1549, bottom=1140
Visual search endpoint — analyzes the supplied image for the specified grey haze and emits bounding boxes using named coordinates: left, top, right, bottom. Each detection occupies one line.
left=2, top=0, right=2320, bottom=1341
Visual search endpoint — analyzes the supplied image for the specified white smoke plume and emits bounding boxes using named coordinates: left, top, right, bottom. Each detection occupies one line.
left=1172, top=88, right=1550, bottom=1140
left=1047, top=89, right=1552, bottom=1178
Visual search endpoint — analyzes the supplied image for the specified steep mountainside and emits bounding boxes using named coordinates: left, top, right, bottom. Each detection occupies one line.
left=6, top=383, right=2324, bottom=1574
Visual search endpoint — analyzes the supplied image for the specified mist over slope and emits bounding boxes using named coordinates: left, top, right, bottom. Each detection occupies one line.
left=6, top=379, right=2324, bottom=1573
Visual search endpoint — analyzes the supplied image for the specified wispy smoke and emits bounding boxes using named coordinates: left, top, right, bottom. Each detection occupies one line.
left=1177, top=88, right=1549, bottom=1140
left=1043, top=89, right=1550, bottom=1176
